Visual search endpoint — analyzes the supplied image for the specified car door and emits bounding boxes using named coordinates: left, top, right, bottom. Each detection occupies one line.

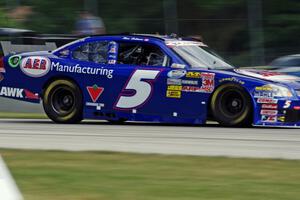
left=108, top=40, right=207, bottom=122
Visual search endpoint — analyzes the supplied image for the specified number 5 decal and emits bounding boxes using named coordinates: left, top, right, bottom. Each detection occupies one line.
left=115, top=69, right=161, bottom=109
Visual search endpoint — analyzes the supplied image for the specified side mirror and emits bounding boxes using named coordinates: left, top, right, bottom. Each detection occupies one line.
left=171, top=63, right=186, bottom=69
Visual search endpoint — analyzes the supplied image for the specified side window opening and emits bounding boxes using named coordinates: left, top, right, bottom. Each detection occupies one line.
left=117, top=42, right=170, bottom=67
left=72, top=41, right=109, bottom=64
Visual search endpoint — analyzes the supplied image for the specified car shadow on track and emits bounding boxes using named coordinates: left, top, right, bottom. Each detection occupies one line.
left=0, top=119, right=292, bottom=130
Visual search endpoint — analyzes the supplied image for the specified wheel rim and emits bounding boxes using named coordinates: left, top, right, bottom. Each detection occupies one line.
left=219, top=90, right=245, bottom=118
left=51, top=86, right=75, bottom=115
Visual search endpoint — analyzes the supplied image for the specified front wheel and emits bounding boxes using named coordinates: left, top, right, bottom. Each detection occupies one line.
left=210, top=84, right=252, bottom=127
left=43, top=79, right=83, bottom=123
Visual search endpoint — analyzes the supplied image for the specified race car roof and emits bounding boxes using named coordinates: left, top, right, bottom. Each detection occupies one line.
left=53, top=33, right=206, bottom=53
left=84, top=33, right=202, bottom=42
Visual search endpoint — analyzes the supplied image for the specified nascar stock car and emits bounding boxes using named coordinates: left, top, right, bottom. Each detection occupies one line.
left=0, top=34, right=300, bottom=127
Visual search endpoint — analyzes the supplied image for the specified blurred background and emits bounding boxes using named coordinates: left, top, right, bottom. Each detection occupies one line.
left=0, top=0, right=299, bottom=67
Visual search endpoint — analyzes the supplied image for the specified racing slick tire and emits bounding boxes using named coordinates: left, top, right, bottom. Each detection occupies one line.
left=43, top=79, right=83, bottom=123
left=210, top=84, right=252, bottom=127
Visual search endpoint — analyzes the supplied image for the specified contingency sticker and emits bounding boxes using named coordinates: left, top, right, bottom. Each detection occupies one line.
left=166, top=90, right=181, bottom=98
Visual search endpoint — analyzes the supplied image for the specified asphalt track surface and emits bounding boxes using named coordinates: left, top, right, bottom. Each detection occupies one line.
left=0, top=119, right=300, bottom=159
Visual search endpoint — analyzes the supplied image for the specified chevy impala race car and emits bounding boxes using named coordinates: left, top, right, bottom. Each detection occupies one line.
left=1, top=34, right=300, bottom=127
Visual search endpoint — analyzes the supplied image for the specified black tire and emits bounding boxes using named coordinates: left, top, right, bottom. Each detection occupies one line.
left=43, top=79, right=83, bottom=123
left=210, top=84, right=252, bottom=126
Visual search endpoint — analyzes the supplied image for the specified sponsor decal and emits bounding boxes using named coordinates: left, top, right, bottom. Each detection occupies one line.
left=122, top=37, right=149, bottom=42
left=283, top=100, right=292, bottom=109
left=86, top=85, right=105, bottom=110
left=262, top=104, right=278, bottom=110
left=200, top=73, right=214, bottom=93
left=109, top=47, right=116, bottom=53
left=86, top=102, right=105, bottom=110
left=51, top=62, right=114, bottom=79
left=254, top=91, right=274, bottom=98
left=108, top=54, right=117, bottom=59
left=182, top=86, right=202, bottom=92
left=165, top=41, right=203, bottom=47
left=180, top=73, right=214, bottom=93
left=260, top=110, right=278, bottom=116
left=20, top=56, right=51, bottom=77
left=255, top=85, right=273, bottom=91
left=107, top=41, right=118, bottom=65
left=0, top=87, right=23, bottom=98
left=108, top=60, right=116, bottom=65
left=167, top=70, right=186, bottom=79
left=294, top=106, right=300, bottom=110
left=257, top=98, right=278, bottom=104
left=167, top=85, right=182, bottom=91
left=186, top=71, right=201, bottom=78
left=278, top=116, right=285, bottom=122
left=166, top=90, right=181, bottom=98
left=87, top=85, right=104, bottom=103
left=167, top=78, right=182, bottom=85
left=0, top=87, right=39, bottom=100
left=182, top=80, right=198, bottom=85
left=167, top=79, right=198, bottom=86
left=261, top=115, right=277, bottom=123
left=0, top=73, right=3, bottom=82
left=258, top=71, right=282, bottom=77
left=24, top=89, right=39, bottom=100
left=8, top=55, right=22, bottom=68
left=219, top=77, right=245, bottom=85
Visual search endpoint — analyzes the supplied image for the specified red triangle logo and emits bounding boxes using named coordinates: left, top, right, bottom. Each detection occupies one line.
left=87, top=85, right=104, bottom=103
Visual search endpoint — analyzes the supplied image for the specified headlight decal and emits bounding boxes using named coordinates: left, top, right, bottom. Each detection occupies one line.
left=254, top=84, right=293, bottom=98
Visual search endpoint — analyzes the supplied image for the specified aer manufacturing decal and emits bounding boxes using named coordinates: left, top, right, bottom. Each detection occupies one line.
left=20, top=56, right=51, bottom=77
left=51, top=62, right=114, bottom=79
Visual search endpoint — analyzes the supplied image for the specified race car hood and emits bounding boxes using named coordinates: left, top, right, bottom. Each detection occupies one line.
left=234, top=69, right=300, bottom=83
left=233, top=69, right=300, bottom=89
left=191, top=67, right=300, bottom=89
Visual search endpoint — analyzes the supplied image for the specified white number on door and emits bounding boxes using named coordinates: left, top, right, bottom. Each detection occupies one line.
left=115, top=69, right=161, bottom=109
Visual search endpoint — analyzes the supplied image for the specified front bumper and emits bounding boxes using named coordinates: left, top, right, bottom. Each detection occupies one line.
left=253, top=98, right=300, bottom=127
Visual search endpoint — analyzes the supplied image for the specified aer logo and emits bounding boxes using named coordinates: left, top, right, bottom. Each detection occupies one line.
left=20, top=56, right=50, bottom=77
left=0, top=87, right=23, bottom=98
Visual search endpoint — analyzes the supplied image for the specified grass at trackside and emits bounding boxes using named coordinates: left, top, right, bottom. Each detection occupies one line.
left=1, top=150, right=300, bottom=200
left=0, top=112, right=47, bottom=119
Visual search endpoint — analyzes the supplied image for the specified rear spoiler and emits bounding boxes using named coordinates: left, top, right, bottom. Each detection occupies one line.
left=0, top=41, right=57, bottom=56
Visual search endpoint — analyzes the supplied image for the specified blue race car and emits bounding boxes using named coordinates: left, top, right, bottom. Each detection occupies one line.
left=1, top=34, right=300, bottom=127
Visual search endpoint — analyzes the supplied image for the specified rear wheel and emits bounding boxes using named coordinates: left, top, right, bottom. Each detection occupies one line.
left=43, top=79, right=83, bottom=123
left=210, top=84, right=252, bottom=126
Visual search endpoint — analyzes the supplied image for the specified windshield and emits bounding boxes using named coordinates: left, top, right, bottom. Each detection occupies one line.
left=171, top=45, right=234, bottom=69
